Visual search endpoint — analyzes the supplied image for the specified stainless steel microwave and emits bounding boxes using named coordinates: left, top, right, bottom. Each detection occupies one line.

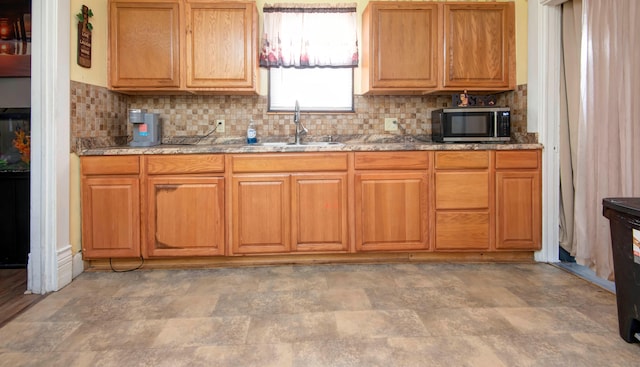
left=431, top=107, right=511, bottom=143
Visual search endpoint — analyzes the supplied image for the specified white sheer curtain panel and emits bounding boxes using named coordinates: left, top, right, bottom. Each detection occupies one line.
left=260, top=3, right=358, bottom=68
left=574, top=0, right=640, bottom=280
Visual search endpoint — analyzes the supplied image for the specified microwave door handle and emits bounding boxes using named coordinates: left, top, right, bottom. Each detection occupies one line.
left=494, top=112, right=498, bottom=136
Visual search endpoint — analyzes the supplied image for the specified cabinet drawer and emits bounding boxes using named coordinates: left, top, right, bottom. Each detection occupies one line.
left=232, top=153, right=348, bottom=173
left=435, top=151, right=489, bottom=169
left=81, top=156, right=140, bottom=175
left=146, top=154, right=225, bottom=174
left=354, top=151, right=429, bottom=170
left=495, top=150, right=539, bottom=169
left=435, top=171, right=489, bottom=209
left=435, top=211, right=490, bottom=250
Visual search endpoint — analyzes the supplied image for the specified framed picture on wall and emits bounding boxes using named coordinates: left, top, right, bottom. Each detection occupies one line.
left=0, top=0, right=31, bottom=77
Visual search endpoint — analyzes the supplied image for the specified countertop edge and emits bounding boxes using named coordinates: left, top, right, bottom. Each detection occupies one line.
left=78, top=142, right=545, bottom=156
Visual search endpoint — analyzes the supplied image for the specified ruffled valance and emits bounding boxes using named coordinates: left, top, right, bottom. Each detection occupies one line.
left=260, top=3, right=358, bottom=68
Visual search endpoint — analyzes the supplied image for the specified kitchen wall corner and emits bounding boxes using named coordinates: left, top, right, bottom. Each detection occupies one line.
left=70, top=81, right=128, bottom=152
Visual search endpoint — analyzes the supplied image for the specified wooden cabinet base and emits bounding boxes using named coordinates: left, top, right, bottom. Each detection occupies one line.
left=81, top=150, right=541, bottom=260
left=86, top=251, right=535, bottom=270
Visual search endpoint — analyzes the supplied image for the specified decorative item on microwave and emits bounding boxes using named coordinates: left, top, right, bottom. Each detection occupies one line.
left=453, top=90, right=497, bottom=107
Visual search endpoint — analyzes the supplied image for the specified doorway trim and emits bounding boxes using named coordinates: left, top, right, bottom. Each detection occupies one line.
left=28, top=0, right=72, bottom=294
left=530, top=1, right=561, bottom=263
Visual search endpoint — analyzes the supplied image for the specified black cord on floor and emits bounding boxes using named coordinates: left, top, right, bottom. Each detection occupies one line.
left=109, top=256, right=144, bottom=272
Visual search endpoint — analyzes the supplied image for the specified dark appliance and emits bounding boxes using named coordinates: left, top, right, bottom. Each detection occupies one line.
left=0, top=108, right=30, bottom=268
left=431, top=107, right=511, bottom=143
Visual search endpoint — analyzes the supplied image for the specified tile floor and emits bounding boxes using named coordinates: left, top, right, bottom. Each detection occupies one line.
left=1, top=262, right=639, bottom=366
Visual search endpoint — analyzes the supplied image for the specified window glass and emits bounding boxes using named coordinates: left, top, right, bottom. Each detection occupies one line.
left=269, top=67, right=354, bottom=112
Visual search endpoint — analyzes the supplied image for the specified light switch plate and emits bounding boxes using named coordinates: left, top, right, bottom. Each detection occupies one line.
left=216, top=119, right=225, bottom=133
left=384, top=118, right=398, bottom=131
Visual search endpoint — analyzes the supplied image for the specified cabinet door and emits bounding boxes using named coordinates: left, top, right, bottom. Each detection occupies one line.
left=292, top=174, right=348, bottom=252
left=355, top=172, right=429, bottom=251
left=109, top=0, right=181, bottom=89
left=362, top=2, right=439, bottom=93
left=496, top=171, right=541, bottom=250
left=82, top=177, right=140, bottom=258
left=443, top=2, right=515, bottom=89
left=231, top=175, right=290, bottom=254
left=146, top=176, right=224, bottom=257
left=185, top=1, right=256, bottom=90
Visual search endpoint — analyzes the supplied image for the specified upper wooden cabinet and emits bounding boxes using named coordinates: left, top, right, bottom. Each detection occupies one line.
left=185, top=1, right=257, bottom=90
left=109, top=0, right=258, bottom=93
left=109, top=0, right=182, bottom=89
left=361, top=1, right=515, bottom=94
left=443, top=2, right=515, bottom=90
left=361, top=2, right=440, bottom=93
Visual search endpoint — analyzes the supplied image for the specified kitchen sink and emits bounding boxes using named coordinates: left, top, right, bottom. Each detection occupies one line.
left=258, top=142, right=290, bottom=146
left=258, top=141, right=344, bottom=147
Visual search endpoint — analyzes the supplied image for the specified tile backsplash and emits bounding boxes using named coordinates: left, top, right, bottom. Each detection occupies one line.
left=70, top=81, right=129, bottom=151
left=70, top=81, right=532, bottom=152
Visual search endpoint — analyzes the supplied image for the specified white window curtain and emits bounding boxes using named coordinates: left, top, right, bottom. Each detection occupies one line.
left=260, top=3, right=358, bottom=68
left=570, top=0, right=640, bottom=280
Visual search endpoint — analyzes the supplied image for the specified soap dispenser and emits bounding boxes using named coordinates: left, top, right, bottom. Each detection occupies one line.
left=247, top=120, right=257, bottom=144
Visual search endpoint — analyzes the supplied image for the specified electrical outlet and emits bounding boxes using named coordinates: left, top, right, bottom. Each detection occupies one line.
left=216, top=119, right=225, bottom=133
left=384, top=118, right=398, bottom=131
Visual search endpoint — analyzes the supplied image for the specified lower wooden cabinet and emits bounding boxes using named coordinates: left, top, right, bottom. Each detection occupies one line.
left=81, top=156, right=141, bottom=259
left=354, top=150, right=431, bottom=252
left=146, top=176, right=225, bottom=257
left=229, top=153, right=349, bottom=255
left=435, top=211, right=490, bottom=250
left=80, top=149, right=542, bottom=260
left=434, top=151, right=491, bottom=251
left=495, top=150, right=542, bottom=250
left=355, top=172, right=430, bottom=251
left=231, top=175, right=291, bottom=254
left=292, top=174, right=349, bottom=252
left=144, top=154, right=226, bottom=257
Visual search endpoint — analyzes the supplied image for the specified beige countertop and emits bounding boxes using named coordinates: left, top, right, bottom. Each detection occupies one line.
left=79, top=136, right=543, bottom=156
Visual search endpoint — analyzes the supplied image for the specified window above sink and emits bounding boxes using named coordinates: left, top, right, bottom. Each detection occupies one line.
left=261, top=4, right=358, bottom=113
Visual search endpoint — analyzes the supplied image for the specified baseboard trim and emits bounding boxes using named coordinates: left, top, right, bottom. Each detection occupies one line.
left=56, top=245, right=73, bottom=290
left=87, top=251, right=536, bottom=271
left=72, top=252, right=85, bottom=279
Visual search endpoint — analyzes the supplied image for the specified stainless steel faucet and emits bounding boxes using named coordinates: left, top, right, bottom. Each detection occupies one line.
left=294, top=100, right=308, bottom=145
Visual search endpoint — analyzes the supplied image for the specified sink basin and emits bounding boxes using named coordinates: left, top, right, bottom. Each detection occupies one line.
left=293, top=142, right=344, bottom=147
left=258, top=142, right=290, bottom=146
left=258, top=141, right=344, bottom=147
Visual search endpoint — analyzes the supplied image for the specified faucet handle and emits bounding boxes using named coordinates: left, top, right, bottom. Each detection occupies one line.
left=294, top=100, right=300, bottom=123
